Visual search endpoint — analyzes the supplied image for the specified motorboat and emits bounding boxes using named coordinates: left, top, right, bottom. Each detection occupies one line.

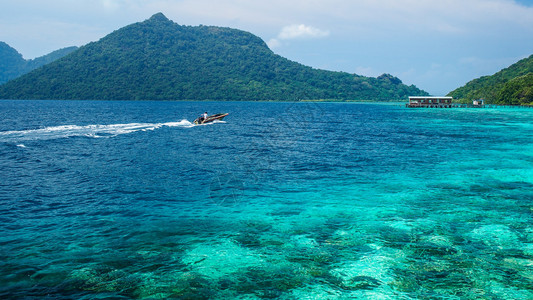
left=194, top=113, right=229, bottom=125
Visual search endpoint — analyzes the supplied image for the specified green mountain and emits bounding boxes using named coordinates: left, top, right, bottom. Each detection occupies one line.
left=0, top=13, right=427, bottom=101
left=0, top=42, right=77, bottom=84
left=448, top=54, right=533, bottom=105
left=0, top=42, right=25, bottom=84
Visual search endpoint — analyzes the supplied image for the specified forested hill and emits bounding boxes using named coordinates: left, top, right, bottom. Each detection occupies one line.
left=0, top=13, right=427, bottom=101
left=448, top=54, right=533, bottom=105
left=0, top=42, right=77, bottom=84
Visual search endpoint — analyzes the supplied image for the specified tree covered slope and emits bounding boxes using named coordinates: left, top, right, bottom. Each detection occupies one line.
left=0, top=42, right=77, bottom=84
left=0, top=13, right=427, bottom=101
left=448, top=54, right=533, bottom=105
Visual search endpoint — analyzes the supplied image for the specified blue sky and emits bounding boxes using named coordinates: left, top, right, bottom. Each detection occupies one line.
left=1, top=0, right=533, bottom=95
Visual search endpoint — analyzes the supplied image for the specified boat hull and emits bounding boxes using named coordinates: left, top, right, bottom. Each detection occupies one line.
left=194, top=113, right=229, bottom=125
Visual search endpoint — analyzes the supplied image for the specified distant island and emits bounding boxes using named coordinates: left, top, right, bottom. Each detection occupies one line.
left=0, top=42, right=77, bottom=85
left=448, top=54, right=533, bottom=106
left=0, top=13, right=427, bottom=101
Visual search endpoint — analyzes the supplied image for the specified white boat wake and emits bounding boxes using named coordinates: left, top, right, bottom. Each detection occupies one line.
left=0, top=119, right=195, bottom=143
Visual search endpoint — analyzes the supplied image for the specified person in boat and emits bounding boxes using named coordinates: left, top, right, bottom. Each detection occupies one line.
left=199, top=112, right=208, bottom=123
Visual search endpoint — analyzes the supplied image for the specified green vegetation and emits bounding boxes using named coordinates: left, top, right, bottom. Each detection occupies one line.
left=0, top=42, right=77, bottom=84
left=495, top=73, right=533, bottom=105
left=448, top=54, right=533, bottom=105
left=0, top=13, right=426, bottom=101
left=0, top=42, right=25, bottom=84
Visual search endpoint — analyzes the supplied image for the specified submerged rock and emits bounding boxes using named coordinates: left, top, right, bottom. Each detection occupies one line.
left=469, top=225, right=520, bottom=248
left=181, top=239, right=263, bottom=279
left=329, top=247, right=405, bottom=290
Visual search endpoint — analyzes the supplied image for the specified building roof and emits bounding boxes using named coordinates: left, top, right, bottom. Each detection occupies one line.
left=409, top=96, right=453, bottom=99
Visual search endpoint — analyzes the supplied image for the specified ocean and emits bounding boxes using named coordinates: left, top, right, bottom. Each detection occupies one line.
left=1, top=100, right=532, bottom=299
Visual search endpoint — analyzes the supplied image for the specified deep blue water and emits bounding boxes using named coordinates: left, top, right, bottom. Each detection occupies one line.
left=1, top=100, right=532, bottom=299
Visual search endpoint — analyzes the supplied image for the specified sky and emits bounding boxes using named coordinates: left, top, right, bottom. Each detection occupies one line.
left=1, top=0, right=533, bottom=95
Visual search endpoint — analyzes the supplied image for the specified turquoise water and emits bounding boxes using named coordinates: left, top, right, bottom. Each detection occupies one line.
left=0, top=100, right=532, bottom=299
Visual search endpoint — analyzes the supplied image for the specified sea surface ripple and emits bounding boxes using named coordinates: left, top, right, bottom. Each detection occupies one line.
left=1, top=100, right=532, bottom=299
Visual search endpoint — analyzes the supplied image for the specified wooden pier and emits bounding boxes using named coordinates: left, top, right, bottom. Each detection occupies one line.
left=406, top=96, right=533, bottom=109
left=406, top=103, right=533, bottom=109
left=451, top=104, right=533, bottom=109
left=407, top=103, right=486, bottom=108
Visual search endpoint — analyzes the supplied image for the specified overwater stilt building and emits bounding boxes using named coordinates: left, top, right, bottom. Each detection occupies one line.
left=406, top=96, right=453, bottom=108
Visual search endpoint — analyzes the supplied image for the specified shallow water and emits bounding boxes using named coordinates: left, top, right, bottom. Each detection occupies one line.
left=1, top=100, right=532, bottom=299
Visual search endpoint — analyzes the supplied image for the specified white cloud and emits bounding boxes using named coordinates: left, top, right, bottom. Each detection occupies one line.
left=268, top=24, right=329, bottom=48
left=278, top=24, right=329, bottom=40
left=101, top=0, right=121, bottom=12
left=267, top=38, right=282, bottom=49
